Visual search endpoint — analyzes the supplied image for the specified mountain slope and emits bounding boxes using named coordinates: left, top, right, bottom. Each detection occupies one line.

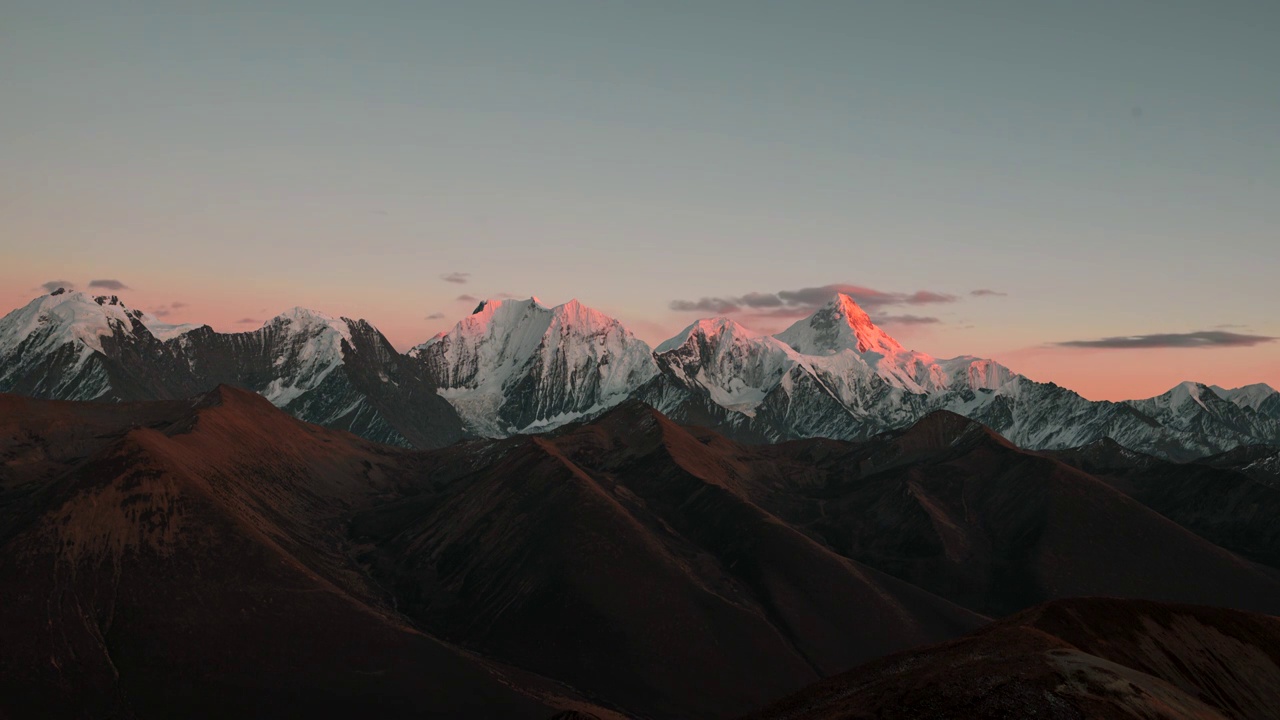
left=1046, top=440, right=1280, bottom=569
left=748, top=598, right=1280, bottom=720
left=352, top=400, right=983, bottom=719
left=0, top=387, right=616, bottom=719
left=5, top=390, right=1280, bottom=718
left=693, top=411, right=1280, bottom=617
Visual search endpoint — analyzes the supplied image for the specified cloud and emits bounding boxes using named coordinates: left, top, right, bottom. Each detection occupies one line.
left=426, top=312, right=446, bottom=319
left=40, top=280, right=76, bottom=292
left=739, top=292, right=783, bottom=308
left=670, top=297, right=741, bottom=314
left=456, top=294, right=479, bottom=302
left=88, top=279, right=130, bottom=290
left=874, top=314, right=942, bottom=326
left=670, top=284, right=959, bottom=316
left=970, top=289, right=1007, bottom=297
left=903, top=291, right=956, bottom=305
left=1055, top=331, right=1276, bottom=349
left=171, top=301, right=188, bottom=309
left=440, top=272, right=471, bottom=284
left=235, top=317, right=260, bottom=325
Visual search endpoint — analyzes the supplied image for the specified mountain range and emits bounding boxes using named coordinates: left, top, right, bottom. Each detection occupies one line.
left=2, top=288, right=1278, bottom=460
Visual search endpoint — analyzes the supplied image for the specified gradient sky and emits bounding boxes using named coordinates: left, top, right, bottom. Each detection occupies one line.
left=3, top=1, right=1277, bottom=400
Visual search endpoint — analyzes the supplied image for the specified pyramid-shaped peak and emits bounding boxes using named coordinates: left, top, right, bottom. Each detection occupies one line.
left=774, top=293, right=904, bottom=357
left=655, top=316, right=762, bottom=354
left=266, top=307, right=353, bottom=341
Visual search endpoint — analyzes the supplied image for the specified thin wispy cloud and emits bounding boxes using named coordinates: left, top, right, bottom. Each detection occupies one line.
left=970, top=289, right=1007, bottom=297
left=670, top=297, right=742, bottom=314
left=88, top=279, right=129, bottom=290
left=440, top=272, right=471, bottom=284
left=875, top=314, right=942, bottom=326
left=1056, top=331, right=1276, bottom=349
left=235, top=317, right=260, bottom=325
left=40, top=280, right=75, bottom=292
left=670, top=284, right=959, bottom=317
left=426, top=312, right=446, bottom=319
left=456, top=294, right=479, bottom=302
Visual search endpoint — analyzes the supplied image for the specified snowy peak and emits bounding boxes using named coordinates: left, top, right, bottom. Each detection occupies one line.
left=0, top=289, right=147, bottom=357
left=413, top=296, right=658, bottom=435
left=937, top=356, right=1018, bottom=392
left=266, top=306, right=354, bottom=343
left=774, top=293, right=905, bottom=357
left=1159, top=381, right=1217, bottom=411
left=252, top=307, right=358, bottom=406
left=651, top=316, right=806, bottom=416
left=1211, top=383, right=1280, bottom=412
left=656, top=317, right=765, bottom=354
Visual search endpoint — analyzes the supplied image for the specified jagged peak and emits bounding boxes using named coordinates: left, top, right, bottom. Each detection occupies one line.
left=1210, top=382, right=1279, bottom=411
left=550, top=297, right=619, bottom=327
left=1, top=289, right=146, bottom=356
left=1159, top=381, right=1215, bottom=409
left=266, top=307, right=353, bottom=341
left=654, top=316, right=780, bottom=355
left=427, top=296, right=637, bottom=347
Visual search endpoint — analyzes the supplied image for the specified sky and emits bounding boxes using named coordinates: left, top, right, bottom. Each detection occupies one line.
left=2, top=0, right=1277, bottom=401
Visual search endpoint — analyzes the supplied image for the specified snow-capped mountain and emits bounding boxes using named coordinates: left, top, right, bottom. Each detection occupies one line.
left=0, top=289, right=189, bottom=401
left=0, top=289, right=464, bottom=448
left=174, top=307, right=464, bottom=446
left=1, top=288, right=1276, bottom=458
left=410, top=297, right=657, bottom=435
left=1123, top=381, right=1280, bottom=453
left=639, top=294, right=1276, bottom=458
left=1211, top=383, right=1280, bottom=422
left=637, top=316, right=855, bottom=441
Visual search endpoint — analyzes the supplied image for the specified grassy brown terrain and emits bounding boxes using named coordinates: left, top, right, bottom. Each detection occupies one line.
left=748, top=597, right=1280, bottom=720
left=3, top=391, right=1279, bottom=718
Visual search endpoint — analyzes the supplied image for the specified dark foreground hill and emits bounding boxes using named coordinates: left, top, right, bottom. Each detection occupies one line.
left=3, top=391, right=1279, bottom=718
left=0, top=389, right=612, bottom=719
left=748, top=597, right=1280, bottom=720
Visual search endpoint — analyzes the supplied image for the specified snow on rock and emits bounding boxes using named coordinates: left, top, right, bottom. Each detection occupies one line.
left=412, top=297, right=658, bottom=435
left=0, top=290, right=155, bottom=400
left=0, top=290, right=143, bottom=358
left=654, top=317, right=807, bottom=416
left=2, top=287, right=1275, bottom=459
left=1211, top=383, right=1280, bottom=417
left=254, top=307, right=354, bottom=406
